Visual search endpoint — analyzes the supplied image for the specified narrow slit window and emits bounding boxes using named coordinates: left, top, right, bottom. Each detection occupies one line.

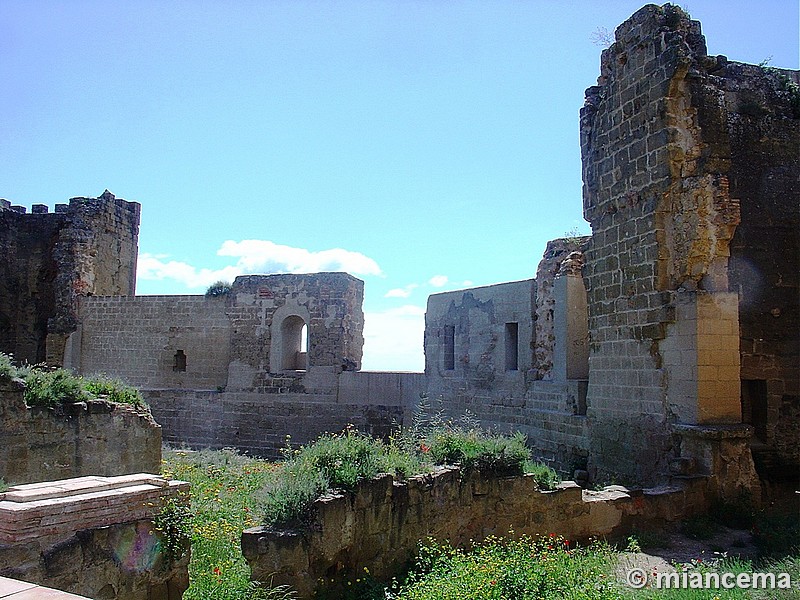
left=173, top=349, right=187, bottom=372
left=443, top=325, right=455, bottom=371
left=505, top=322, right=519, bottom=371
left=741, top=379, right=768, bottom=442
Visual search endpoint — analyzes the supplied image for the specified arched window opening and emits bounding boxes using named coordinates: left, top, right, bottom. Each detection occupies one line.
left=280, top=316, right=308, bottom=371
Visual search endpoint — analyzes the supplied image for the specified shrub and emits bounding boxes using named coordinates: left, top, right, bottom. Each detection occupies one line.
left=82, top=374, right=146, bottom=408
left=0, top=353, right=17, bottom=381
left=524, top=461, right=561, bottom=491
left=23, top=368, right=87, bottom=408
left=206, top=280, right=232, bottom=297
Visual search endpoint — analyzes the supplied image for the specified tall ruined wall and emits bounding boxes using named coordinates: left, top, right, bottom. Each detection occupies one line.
left=724, top=64, right=800, bottom=475
left=227, top=273, right=364, bottom=392
left=0, top=191, right=140, bottom=366
left=0, top=380, right=161, bottom=486
left=580, top=4, right=798, bottom=484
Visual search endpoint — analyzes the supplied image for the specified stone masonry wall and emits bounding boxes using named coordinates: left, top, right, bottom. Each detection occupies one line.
left=147, top=372, right=424, bottom=458
left=74, top=295, right=231, bottom=390
left=0, top=474, right=190, bottom=600
left=242, top=468, right=709, bottom=599
left=579, top=4, right=797, bottom=486
left=424, top=252, right=591, bottom=474
left=0, top=380, right=161, bottom=486
left=0, top=191, right=140, bottom=366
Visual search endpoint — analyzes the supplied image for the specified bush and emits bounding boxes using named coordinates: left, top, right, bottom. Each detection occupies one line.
left=427, top=429, right=531, bottom=477
left=83, top=374, right=146, bottom=408
left=0, top=353, right=17, bottom=381
left=206, top=280, right=232, bottom=297
left=23, top=368, right=87, bottom=408
left=524, top=461, right=561, bottom=491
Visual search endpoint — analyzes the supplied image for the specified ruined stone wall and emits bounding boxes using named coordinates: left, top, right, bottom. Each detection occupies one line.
left=723, top=64, right=800, bottom=474
left=227, top=273, right=364, bottom=391
left=0, top=191, right=140, bottom=366
left=424, top=277, right=589, bottom=472
left=243, top=469, right=708, bottom=599
left=580, top=4, right=798, bottom=485
left=0, top=474, right=189, bottom=600
left=0, top=380, right=161, bottom=486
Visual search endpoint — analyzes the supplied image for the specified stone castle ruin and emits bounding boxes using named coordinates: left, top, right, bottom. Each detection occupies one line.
left=1, top=3, right=797, bottom=519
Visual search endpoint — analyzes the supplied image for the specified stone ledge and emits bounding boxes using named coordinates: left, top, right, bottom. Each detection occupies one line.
left=0, top=474, right=189, bottom=544
left=0, top=575, right=91, bottom=599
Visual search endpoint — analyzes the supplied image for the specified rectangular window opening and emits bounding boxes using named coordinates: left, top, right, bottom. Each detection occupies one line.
left=443, top=325, right=455, bottom=371
left=173, top=349, right=187, bottom=372
left=741, top=379, right=768, bottom=442
left=505, top=322, right=519, bottom=371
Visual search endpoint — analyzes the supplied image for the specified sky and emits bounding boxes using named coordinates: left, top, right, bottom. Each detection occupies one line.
left=2, top=1, right=797, bottom=372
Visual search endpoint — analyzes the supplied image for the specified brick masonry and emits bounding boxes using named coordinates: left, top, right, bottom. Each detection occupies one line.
left=0, top=474, right=189, bottom=600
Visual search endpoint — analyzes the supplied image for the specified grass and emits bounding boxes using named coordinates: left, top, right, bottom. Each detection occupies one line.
left=162, top=447, right=296, bottom=600
left=164, top=447, right=800, bottom=600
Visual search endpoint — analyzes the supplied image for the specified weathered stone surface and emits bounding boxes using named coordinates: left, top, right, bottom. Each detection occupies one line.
left=579, top=4, right=798, bottom=487
left=0, top=191, right=139, bottom=366
left=0, top=474, right=189, bottom=600
left=242, top=469, right=708, bottom=599
left=0, top=381, right=161, bottom=486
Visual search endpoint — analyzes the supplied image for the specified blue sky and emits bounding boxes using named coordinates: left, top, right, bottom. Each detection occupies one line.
left=2, top=1, right=797, bottom=371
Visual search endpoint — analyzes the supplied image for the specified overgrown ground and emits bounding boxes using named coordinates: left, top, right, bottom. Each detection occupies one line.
left=162, top=447, right=799, bottom=599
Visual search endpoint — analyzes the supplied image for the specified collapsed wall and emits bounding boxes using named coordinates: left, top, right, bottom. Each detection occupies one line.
left=580, top=4, right=798, bottom=487
left=0, top=191, right=140, bottom=366
left=0, top=379, right=161, bottom=486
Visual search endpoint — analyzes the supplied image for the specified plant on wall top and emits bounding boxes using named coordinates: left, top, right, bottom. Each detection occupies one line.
left=205, top=280, right=232, bottom=297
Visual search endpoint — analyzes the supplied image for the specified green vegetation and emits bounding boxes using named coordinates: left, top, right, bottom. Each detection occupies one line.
left=392, top=534, right=619, bottom=600
left=257, top=399, right=555, bottom=529
left=162, top=448, right=295, bottom=600
left=163, top=447, right=799, bottom=600
left=0, top=353, right=15, bottom=381
left=206, top=280, right=233, bottom=297
left=0, top=352, right=146, bottom=410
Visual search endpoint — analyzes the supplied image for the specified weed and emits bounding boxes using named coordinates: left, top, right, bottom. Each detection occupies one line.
left=0, top=353, right=17, bottom=381
left=153, top=494, right=193, bottom=567
left=524, top=460, right=561, bottom=491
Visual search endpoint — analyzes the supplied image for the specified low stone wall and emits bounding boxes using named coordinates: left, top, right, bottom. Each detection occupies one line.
left=242, top=468, right=709, bottom=599
left=0, top=473, right=190, bottom=600
left=0, top=380, right=161, bottom=486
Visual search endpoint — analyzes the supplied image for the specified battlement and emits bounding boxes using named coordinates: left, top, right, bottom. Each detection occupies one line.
left=0, top=190, right=140, bottom=365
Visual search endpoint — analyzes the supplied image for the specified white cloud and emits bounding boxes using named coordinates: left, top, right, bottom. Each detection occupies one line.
left=137, top=240, right=382, bottom=290
left=137, top=254, right=242, bottom=288
left=384, top=283, right=418, bottom=298
left=428, top=275, right=449, bottom=287
left=462, top=280, right=474, bottom=287
left=218, top=240, right=382, bottom=276
left=361, top=305, right=426, bottom=372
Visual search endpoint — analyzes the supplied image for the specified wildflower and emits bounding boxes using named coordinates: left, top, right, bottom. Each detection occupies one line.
left=420, top=443, right=430, bottom=453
